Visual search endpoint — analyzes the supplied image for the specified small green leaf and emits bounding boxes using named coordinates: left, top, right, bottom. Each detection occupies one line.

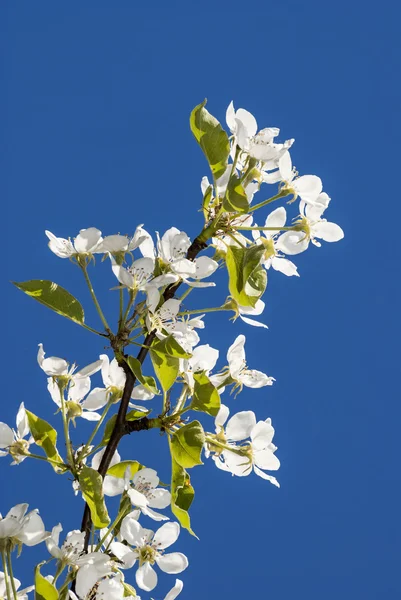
left=190, top=99, right=230, bottom=180
left=226, top=244, right=266, bottom=307
left=171, top=421, right=205, bottom=469
left=126, top=356, right=159, bottom=395
left=13, top=280, right=84, bottom=324
left=151, top=336, right=191, bottom=358
left=79, top=466, right=110, bottom=529
left=150, top=349, right=179, bottom=393
left=25, top=410, right=65, bottom=473
left=190, top=372, right=221, bottom=417
left=107, top=460, right=143, bottom=478
left=35, top=563, right=59, bottom=600
left=170, top=453, right=196, bottom=537
left=127, top=408, right=150, bottom=421
left=222, top=174, right=250, bottom=213
left=150, top=336, right=191, bottom=392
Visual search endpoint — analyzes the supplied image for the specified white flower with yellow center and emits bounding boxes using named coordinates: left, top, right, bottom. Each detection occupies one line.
left=210, top=405, right=280, bottom=486
left=252, top=207, right=299, bottom=277
left=0, top=403, right=33, bottom=465
left=45, top=228, right=103, bottom=259
left=110, top=520, right=188, bottom=592
left=276, top=197, right=344, bottom=255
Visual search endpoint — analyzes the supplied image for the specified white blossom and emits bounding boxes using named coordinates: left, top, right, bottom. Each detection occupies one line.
left=46, top=525, right=85, bottom=564
left=0, top=504, right=49, bottom=547
left=278, top=151, right=323, bottom=206
left=252, top=207, right=299, bottom=277
left=45, top=228, right=103, bottom=258
left=0, top=403, right=33, bottom=464
left=211, top=405, right=280, bottom=485
left=227, top=335, right=275, bottom=389
left=110, top=520, right=188, bottom=592
left=226, top=101, right=294, bottom=163
left=276, top=198, right=344, bottom=255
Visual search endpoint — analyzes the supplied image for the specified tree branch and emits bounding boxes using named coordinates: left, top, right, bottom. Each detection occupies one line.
left=80, top=232, right=209, bottom=548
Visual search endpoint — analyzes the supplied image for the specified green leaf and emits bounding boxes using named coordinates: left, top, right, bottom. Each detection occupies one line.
left=150, top=336, right=189, bottom=393
left=13, top=280, right=84, bottom=324
left=107, top=460, right=143, bottom=478
left=150, top=349, right=179, bottom=393
left=190, top=99, right=230, bottom=180
left=151, top=336, right=191, bottom=358
left=126, top=356, right=159, bottom=395
left=79, top=466, right=110, bottom=529
left=170, top=453, right=196, bottom=537
left=170, top=421, right=205, bottom=469
left=190, top=372, right=221, bottom=417
left=100, top=409, right=149, bottom=447
left=222, top=174, right=250, bottom=213
left=226, top=244, right=266, bottom=307
left=35, top=563, right=59, bottom=600
left=25, top=410, right=65, bottom=473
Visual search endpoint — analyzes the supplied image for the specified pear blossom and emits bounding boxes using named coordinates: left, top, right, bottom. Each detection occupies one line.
left=111, top=256, right=156, bottom=291
left=138, top=227, right=217, bottom=288
left=227, top=335, right=274, bottom=389
left=46, top=525, right=85, bottom=564
left=180, top=344, right=219, bottom=389
left=278, top=151, right=323, bottom=206
left=0, top=504, right=49, bottom=547
left=210, top=405, right=280, bottom=485
left=110, top=520, right=188, bottom=592
left=171, top=255, right=218, bottom=288
left=47, top=375, right=106, bottom=423
left=95, top=225, right=147, bottom=255
left=252, top=207, right=299, bottom=277
left=0, top=403, right=33, bottom=464
left=83, top=354, right=152, bottom=411
left=0, top=572, right=34, bottom=600
left=45, top=228, right=103, bottom=258
left=126, top=468, right=171, bottom=521
left=37, top=344, right=102, bottom=381
left=226, top=101, right=294, bottom=163
left=276, top=199, right=344, bottom=255
left=146, top=299, right=181, bottom=338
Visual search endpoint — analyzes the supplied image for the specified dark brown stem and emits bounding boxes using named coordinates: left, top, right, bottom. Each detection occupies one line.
left=80, top=232, right=209, bottom=549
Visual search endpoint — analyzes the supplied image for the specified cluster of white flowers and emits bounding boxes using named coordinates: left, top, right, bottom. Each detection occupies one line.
left=3, top=100, right=343, bottom=599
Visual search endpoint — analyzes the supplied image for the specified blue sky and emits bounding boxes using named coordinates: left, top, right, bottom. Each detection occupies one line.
left=2, top=2, right=401, bottom=599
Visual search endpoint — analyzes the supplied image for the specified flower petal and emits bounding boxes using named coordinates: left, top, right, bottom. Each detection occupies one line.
left=109, top=541, right=137, bottom=569
left=157, top=552, right=188, bottom=574
left=74, top=228, right=102, bottom=253
left=312, top=221, right=344, bottom=242
left=153, top=521, right=180, bottom=550
left=226, top=411, right=256, bottom=442
left=136, top=562, right=158, bottom=592
left=250, top=421, right=275, bottom=450
left=253, top=448, right=280, bottom=471
left=164, top=579, right=184, bottom=600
